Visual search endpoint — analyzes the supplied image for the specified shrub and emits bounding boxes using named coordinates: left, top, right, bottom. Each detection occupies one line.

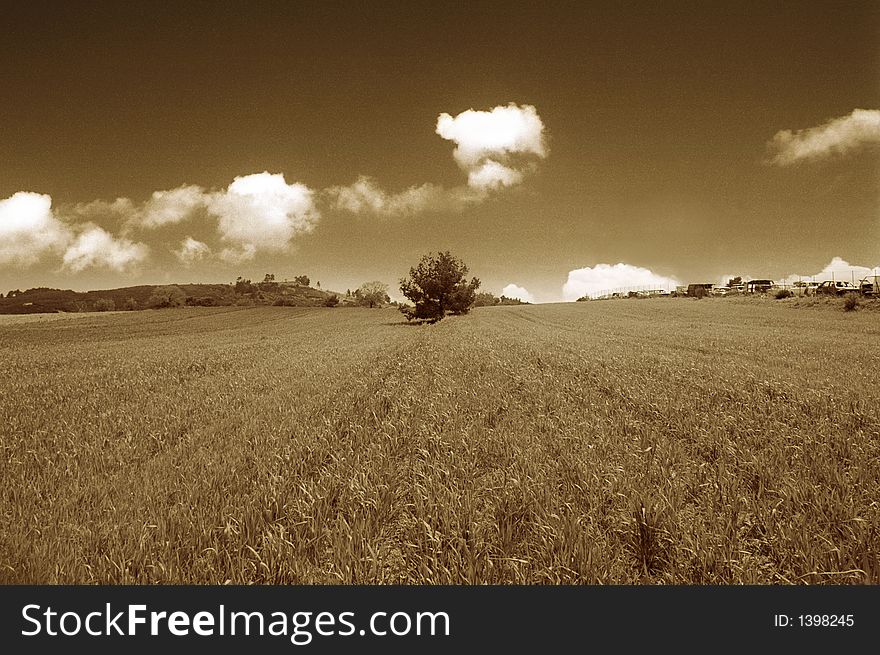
left=93, top=298, right=116, bottom=312
left=233, top=277, right=257, bottom=295
left=774, top=289, right=793, bottom=300
left=843, top=294, right=860, bottom=312
left=148, top=285, right=186, bottom=308
left=121, top=297, right=138, bottom=311
left=473, top=292, right=500, bottom=307
left=323, top=295, right=340, bottom=307
left=186, top=296, right=217, bottom=307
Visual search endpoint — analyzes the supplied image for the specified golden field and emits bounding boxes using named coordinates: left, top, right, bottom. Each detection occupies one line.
left=1, top=299, right=878, bottom=583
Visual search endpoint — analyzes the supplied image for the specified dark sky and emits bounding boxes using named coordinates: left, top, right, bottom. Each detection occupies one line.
left=1, top=1, right=878, bottom=300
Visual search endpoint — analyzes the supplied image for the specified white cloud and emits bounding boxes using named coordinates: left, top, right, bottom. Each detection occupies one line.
left=467, top=161, right=524, bottom=190
left=436, top=103, right=546, bottom=193
left=73, top=197, right=138, bottom=224
left=218, top=244, right=257, bottom=264
left=780, top=257, right=879, bottom=285
left=328, top=175, right=478, bottom=216
left=73, top=185, right=205, bottom=231
left=0, top=192, right=71, bottom=266
left=62, top=225, right=149, bottom=272
left=207, top=172, right=318, bottom=253
left=562, top=263, right=680, bottom=300
left=768, top=108, right=880, bottom=165
left=436, top=103, right=547, bottom=171
left=333, top=103, right=549, bottom=215
left=500, top=283, right=534, bottom=303
left=138, top=185, right=206, bottom=228
left=174, top=236, right=211, bottom=265
left=3, top=104, right=550, bottom=273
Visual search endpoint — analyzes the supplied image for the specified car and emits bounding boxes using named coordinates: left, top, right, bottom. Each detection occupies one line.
left=802, top=281, right=820, bottom=296
left=859, top=275, right=879, bottom=297
left=711, top=286, right=731, bottom=296
left=815, top=280, right=856, bottom=296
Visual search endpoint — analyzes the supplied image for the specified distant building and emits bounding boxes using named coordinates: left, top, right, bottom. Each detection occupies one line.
left=745, top=279, right=774, bottom=294
left=686, top=283, right=714, bottom=297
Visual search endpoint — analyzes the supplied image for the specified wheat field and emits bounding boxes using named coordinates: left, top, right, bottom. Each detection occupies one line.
left=1, top=299, right=878, bottom=584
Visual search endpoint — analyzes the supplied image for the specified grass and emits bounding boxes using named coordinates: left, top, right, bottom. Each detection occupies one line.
left=1, top=300, right=878, bottom=584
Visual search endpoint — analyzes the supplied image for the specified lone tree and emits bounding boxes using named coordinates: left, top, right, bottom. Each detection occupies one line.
left=357, top=281, right=390, bottom=308
left=399, top=251, right=480, bottom=322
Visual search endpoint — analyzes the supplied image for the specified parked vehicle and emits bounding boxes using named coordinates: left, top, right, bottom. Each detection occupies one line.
left=803, top=281, right=820, bottom=296
left=859, top=275, right=879, bottom=297
left=711, top=286, right=731, bottom=296
left=816, top=280, right=856, bottom=296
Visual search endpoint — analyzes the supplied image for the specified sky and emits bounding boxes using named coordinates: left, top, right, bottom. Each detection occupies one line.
left=1, top=1, right=878, bottom=302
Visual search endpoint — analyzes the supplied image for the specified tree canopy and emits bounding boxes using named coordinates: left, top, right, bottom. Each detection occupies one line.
left=399, top=251, right=480, bottom=322
left=357, top=281, right=390, bottom=308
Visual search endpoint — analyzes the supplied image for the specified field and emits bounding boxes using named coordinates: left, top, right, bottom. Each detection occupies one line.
left=1, top=299, right=878, bottom=584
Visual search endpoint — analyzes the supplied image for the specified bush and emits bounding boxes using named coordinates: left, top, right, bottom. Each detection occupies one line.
left=186, top=296, right=217, bottom=307
left=148, top=285, right=186, bottom=308
left=323, top=295, right=340, bottom=307
left=93, top=298, right=116, bottom=312
left=843, top=294, right=860, bottom=312
left=233, top=277, right=257, bottom=295
left=774, top=289, right=793, bottom=300
left=121, top=297, right=138, bottom=311
left=473, top=292, right=499, bottom=307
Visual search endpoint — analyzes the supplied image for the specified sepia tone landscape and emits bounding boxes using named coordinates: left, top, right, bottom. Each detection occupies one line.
left=1, top=3, right=878, bottom=589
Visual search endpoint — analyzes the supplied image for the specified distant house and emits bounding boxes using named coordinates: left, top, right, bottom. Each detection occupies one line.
left=745, top=279, right=774, bottom=294
left=686, top=283, right=714, bottom=297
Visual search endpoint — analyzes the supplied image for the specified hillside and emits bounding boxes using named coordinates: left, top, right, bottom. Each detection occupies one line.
left=0, top=281, right=342, bottom=314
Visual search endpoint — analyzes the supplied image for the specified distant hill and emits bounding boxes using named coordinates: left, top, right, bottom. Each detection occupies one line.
left=0, top=282, right=344, bottom=314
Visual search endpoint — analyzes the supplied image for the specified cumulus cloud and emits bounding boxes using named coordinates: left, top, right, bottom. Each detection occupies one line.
left=73, top=197, right=138, bottom=225
left=137, top=185, right=206, bottom=229
left=174, top=236, right=211, bottom=265
left=500, top=283, right=534, bottom=303
left=0, top=192, right=71, bottom=266
left=562, top=263, right=680, bottom=300
left=780, top=257, right=879, bottom=285
left=333, top=103, right=548, bottom=215
left=3, top=103, right=548, bottom=273
left=207, top=172, right=318, bottom=255
left=436, top=103, right=547, bottom=191
left=75, top=185, right=204, bottom=232
left=218, top=244, right=257, bottom=264
left=467, top=160, right=524, bottom=190
left=62, top=225, right=149, bottom=272
left=327, top=175, right=478, bottom=216
left=767, top=108, right=880, bottom=165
